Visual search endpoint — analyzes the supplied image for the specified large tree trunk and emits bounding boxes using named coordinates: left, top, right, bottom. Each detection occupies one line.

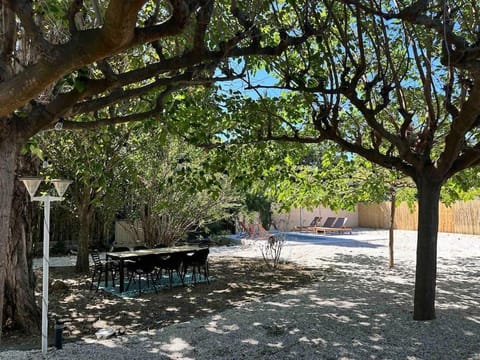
left=0, top=135, right=40, bottom=339
left=413, top=177, right=442, bottom=321
left=4, top=155, right=41, bottom=335
left=0, top=139, right=17, bottom=340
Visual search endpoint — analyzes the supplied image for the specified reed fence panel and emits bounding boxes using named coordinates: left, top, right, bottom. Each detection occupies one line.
left=358, top=200, right=480, bottom=234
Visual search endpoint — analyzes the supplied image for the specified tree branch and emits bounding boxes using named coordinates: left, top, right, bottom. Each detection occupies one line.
left=437, top=77, right=480, bottom=174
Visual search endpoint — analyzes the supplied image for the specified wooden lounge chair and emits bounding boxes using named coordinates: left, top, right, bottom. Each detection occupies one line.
left=257, top=222, right=275, bottom=240
left=238, top=220, right=255, bottom=238
left=314, top=217, right=352, bottom=234
left=294, top=216, right=322, bottom=232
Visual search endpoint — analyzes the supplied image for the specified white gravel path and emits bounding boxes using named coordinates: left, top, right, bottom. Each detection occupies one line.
left=2, top=229, right=480, bottom=359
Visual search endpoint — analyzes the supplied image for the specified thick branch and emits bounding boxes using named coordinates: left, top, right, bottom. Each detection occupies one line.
left=437, top=78, right=480, bottom=175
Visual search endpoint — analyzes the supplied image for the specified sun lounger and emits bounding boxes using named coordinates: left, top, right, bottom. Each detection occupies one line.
left=238, top=221, right=256, bottom=238
left=314, top=217, right=352, bottom=234
left=257, top=222, right=275, bottom=240
left=293, top=216, right=322, bottom=232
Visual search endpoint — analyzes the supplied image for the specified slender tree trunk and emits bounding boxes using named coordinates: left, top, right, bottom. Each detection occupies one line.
left=389, top=190, right=396, bottom=269
left=75, top=195, right=93, bottom=273
left=413, top=177, right=442, bottom=321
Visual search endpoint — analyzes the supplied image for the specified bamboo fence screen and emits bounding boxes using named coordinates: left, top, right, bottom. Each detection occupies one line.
left=358, top=200, right=480, bottom=234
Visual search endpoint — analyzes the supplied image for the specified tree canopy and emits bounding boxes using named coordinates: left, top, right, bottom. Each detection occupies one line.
left=172, top=1, right=480, bottom=320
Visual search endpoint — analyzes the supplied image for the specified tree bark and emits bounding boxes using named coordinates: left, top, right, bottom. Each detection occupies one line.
left=75, top=193, right=94, bottom=274
left=0, top=133, right=40, bottom=339
left=413, top=176, right=442, bottom=321
left=0, top=138, right=17, bottom=340
left=388, top=190, right=396, bottom=268
left=4, top=155, right=41, bottom=335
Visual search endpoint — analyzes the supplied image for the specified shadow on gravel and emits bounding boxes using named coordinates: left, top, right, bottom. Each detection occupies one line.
left=136, top=253, right=479, bottom=360
left=1, top=257, right=322, bottom=352
left=3, top=254, right=479, bottom=360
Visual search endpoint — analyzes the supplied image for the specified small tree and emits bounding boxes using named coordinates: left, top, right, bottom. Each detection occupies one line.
left=124, top=131, right=241, bottom=246
left=260, top=234, right=286, bottom=271
left=39, top=126, right=131, bottom=273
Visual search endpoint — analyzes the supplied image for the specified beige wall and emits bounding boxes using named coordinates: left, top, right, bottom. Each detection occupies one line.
left=272, top=206, right=358, bottom=231
left=114, top=220, right=145, bottom=248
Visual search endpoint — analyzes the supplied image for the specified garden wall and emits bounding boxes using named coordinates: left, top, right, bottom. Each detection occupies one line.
left=358, top=200, right=480, bottom=235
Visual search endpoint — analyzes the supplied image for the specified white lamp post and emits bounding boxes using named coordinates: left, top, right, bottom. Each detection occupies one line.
left=20, top=177, right=72, bottom=357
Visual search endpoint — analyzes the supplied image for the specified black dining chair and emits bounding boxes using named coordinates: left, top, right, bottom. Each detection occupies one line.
left=155, top=253, right=184, bottom=289
left=182, top=248, right=210, bottom=285
left=90, top=249, right=115, bottom=291
left=126, top=254, right=158, bottom=295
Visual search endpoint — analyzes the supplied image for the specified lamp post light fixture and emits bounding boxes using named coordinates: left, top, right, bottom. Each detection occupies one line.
left=20, top=177, right=72, bottom=357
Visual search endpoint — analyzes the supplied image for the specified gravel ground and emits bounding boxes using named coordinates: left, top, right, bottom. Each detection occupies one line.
left=2, top=229, right=480, bottom=359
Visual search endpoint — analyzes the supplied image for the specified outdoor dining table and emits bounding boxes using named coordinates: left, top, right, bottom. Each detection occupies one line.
left=105, top=245, right=202, bottom=293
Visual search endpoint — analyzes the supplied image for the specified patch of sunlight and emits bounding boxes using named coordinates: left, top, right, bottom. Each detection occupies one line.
left=310, top=298, right=358, bottom=309
left=382, top=275, right=411, bottom=284
left=253, top=322, right=263, bottom=326
left=242, top=338, right=259, bottom=345
left=86, top=303, right=107, bottom=310
left=464, top=330, right=476, bottom=336
left=356, top=313, right=369, bottom=319
left=117, top=310, right=139, bottom=317
left=369, top=334, right=384, bottom=342
left=92, top=320, right=109, bottom=329
left=205, top=321, right=240, bottom=334
left=160, top=337, right=194, bottom=352
left=211, top=289, right=231, bottom=294
left=139, top=329, right=157, bottom=336
left=264, top=301, right=291, bottom=308
left=466, top=316, right=480, bottom=325
left=312, top=338, right=327, bottom=346
left=358, top=322, right=371, bottom=326
left=278, top=297, right=302, bottom=305
left=267, top=342, right=284, bottom=349
left=246, top=290, right=265, bottom=296
left=83, top=338, right=118, bottom=348
left=166, top=307, right=180, bottom=312
left=223, top=324, right=240, bottom=331
left=200, top=307, right=215, bottom=313
left=63, top=294, right=81, bottom=303
left=299, top=336, right=327, bottom=346
left=438, top=303, right=469, bottom=310
left=288, top=328, right=301, bottom=335
left=337, top=315, right=351, bottom=323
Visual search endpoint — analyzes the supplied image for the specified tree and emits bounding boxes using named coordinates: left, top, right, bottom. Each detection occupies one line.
left=38, top=125, right=131, bottom=273
left=199, top=2, right=480, bottom=320
left=123, top=130, right=241, bottom=246
left=0, top=0, right=322, bottom=336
